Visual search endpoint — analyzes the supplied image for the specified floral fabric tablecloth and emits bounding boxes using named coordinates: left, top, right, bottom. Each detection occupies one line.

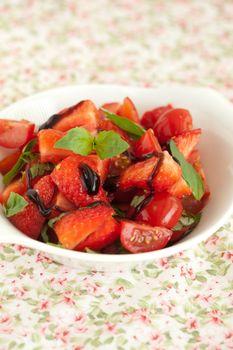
left=0, top=1, right=233, bottom=349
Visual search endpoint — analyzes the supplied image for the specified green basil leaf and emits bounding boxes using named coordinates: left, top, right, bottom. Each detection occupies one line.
left=111, top=205, right=127, bottom=219
left=3, top=139, right=38, bottom=185
left=169, top=140, right=204, bottom=200
left=4, top=192, right=28, bottom=217
left=48, top=212, right=68, bottom=228
left=130, top=195, right=146, bottom=208
left=172, top=212, right=201, bottom=231
left=84, top=247, right=99, bottom=254
left=94, top=131, right=129, bottom=160
left=101, top=108, right=145, bottom=138
left=30, top=162, right=54, bottom=179
left=41, top=224, right=49, bottom=243
left=54, top=127, right=94, bottom=156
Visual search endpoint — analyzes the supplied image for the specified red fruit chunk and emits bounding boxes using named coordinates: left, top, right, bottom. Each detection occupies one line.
left=117, top=97, right=140, bottom=124
left=133, top=129, right=161, bottom=158
left=168, top=177, right=192, bottom=198
left=51, top=155, right=107, bottom=207
left=54, top=192, right=76, bottom=212
left=172, top=129, right=201, bottom=159
left=10, top=199, right=45, bottom=240
left=153, top=108, right=193, bottom=144
left=136, top=192, right=183, bottom=229
left=120, top=220, right=172, bottom=253
left=119, top=156, right=160, bottom=191
left=75, top=216, right=120, bottom=251
left=54, top=204, right=114, bottom=249
left=141, top=104, right=173, bottom=129
left=33, top=175, right=56, bottom=207
left=38, top=129, right=74, bottom=163
left=170, top=226, right=190, bottom=244
left=182, top=191, right=210, bottom=215
left=0, top=119, right=35, bottom=149
left=0, top=150, right=21, bottom=175
left=152, top=151, right=181, bottom=192
left=100, top=102, right=121, bottom=118
left=52, top=100, right=99, bottom=132
left=0, top=177, right=27, bottom=205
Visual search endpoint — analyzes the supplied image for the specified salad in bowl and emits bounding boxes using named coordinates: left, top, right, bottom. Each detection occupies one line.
left=0, top=94, right=210, bottom=255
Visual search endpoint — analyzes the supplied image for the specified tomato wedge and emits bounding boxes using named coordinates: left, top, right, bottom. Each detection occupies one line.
left=0, top=120, right=35, bottom=149
left=133, top=129, right=161, bottom=158
left=0, top=150, right=21, bottom=175
left=141, top=104, right=173, bottom=129
left=120, top=220, right=172, bottom=253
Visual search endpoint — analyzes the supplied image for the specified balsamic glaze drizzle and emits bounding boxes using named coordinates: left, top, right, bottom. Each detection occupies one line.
left=131, top=194, right=153, bottom=219
left=79, top=163, right=100, bottom=196
left=103, top=176, right=119, bottom=193
left=26, top=189, right=52, bottom=217
left=38, top=114, right=61, bottom=131
left=25, top=168, right=32, bottom=190
left=147, top=152, right=164, bottom=191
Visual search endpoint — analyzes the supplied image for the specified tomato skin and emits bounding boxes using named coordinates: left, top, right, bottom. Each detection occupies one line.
left=153, top=108, right=193, bottom=144
left=0, top=177, right=27, bottom=205
left=0, top=150, right=21, bottom=175
left=117, top=97, right=140, bottom=124
left=0, top=120, right=35, bottom=149
left=182, top=191, right=210, bottom=215
left=136, top=192, right=183, bottom=229
left=133, top=129, right=161, bottom=158
left=141, top=104, right=173, bottom=129
left=120, top=220, right=172, bottom=253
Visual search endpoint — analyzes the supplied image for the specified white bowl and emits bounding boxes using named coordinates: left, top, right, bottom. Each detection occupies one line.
left=0, top=84, right=233, bottom=271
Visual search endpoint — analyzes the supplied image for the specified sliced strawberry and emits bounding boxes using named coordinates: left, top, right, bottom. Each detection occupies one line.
left=141, top=104, right=173, bottom=129
left=172, top=129, right=202, bottom=159
left=0, top=119, right=35, bottom=149
left=38, top=129, right=74, bottom=164
left=133, top=129, right=161, bottom=158
left=98, top=119, right=132, bottom=144
left=54, top=192, right=76, bottom=211
left=75, top=216, right=120, bottom=251
left=100, top=102, right=120, bottom=118
left=52, top=100, right=99, bottom=132
left=152, top=151, right=181, bottom=192
left=119, top=156, right=160, bottom=191
left=0, top=177, right=27, bottom=205
left=9, top=199, right=45, bottom=240
left=0, top=150, right=21, bottom=175
left=33, top=175, right=56, bottom=207
left=51, top=155, right=107, bottom=207
left=168, top=177, right=192, bottom=198
left=54, top=204, right=114, bottom=249
left=117, top=97, right=140, bottom=124
left=88, top=155, right=110, bottom=181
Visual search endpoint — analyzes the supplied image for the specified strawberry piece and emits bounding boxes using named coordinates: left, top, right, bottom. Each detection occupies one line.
left=52, top=100, right=99, bottom=132
left=168, top=177, right=192, bottom=198
left=0, top=177, right=27, bottom=205
left=141, top=104, right=173, bottom=129
left=133, top=129, right=161, bottom=158
left=0, top=150, right=21, bottom=175
left=75, top=216, right=120, bottom=251
left=100, top=102, right=121, bottom=118
left=88, top=155, right=110, bottom=181
left=172, top=129, right=202, bottom=159
left=98, top=119, right=132, bottom=144
left=33, top=175, right=56, bottom=207
left=119, top=156, right=160, bottom=191
left=117, top=97, right=140, bottom=124
left=54, top=192, right=76, bottom=211
left=0, top=119, right=35, bottom=149
left=9, top=199, right=45, bottom=240
left=152, top=151, right=181, bottom=192
left=51, top=155, right=107, bottom=207
left=54, top=204, right=114, bottom=249
left=38, top=129, right=74, bottom=164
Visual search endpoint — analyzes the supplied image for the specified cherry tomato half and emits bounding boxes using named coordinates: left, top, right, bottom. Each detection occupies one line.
left=120, top=220, right=172, bottom=253
left=136, top=192, right=183, bottom=229
left=0, top=120, right=35, bottom=149
left=141, top=104, right=173, bottom=130
left=133, top=129, right=161, bottom=158
left=153, top=108, right=193, bottom=144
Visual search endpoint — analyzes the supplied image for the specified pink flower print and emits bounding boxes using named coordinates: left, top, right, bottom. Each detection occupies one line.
left=106, top=322, right=116, bottom=333
left=74, top=314, right=85, bottom=323
left=225, top=331, right=233, bottom=339
left=12, top=286, right=27, bottom=298
left=159, top=258, right=170, bottom=268
left=133, top=308, right=151, bottom=325
left=151, top=330, right=162, bottom=343
left=161, top=300, right=175, bottom=314
left=39, top=299, right=50, bottom=310
left=209, top=310, right=223, bottom=325
left=73, top=347, right=84, bottom=350
left=180, top=265, right=196, bottom=280
left=0, top=315, right=12, bottom=334
left=55, top=327, right=70, bottom=344
left=14, top=244, right=30, bottom=255
left=36, top=252, right=52, bottom=263
left=205, top=235, right=220, bottom=246
left=186, top=318, right=198, bottom=331
left=63, top=292, right=75, bottom=306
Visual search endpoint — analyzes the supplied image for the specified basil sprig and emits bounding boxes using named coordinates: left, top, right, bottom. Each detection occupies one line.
left=3, top=139, right=37, bottom=185
left=169, top=140, right=204, bottom=200
left=3, top=192, right=28, bottom=217
left=101, top=108, right=145, bottom=139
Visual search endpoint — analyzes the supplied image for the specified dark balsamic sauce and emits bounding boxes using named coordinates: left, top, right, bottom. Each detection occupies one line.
left=25, top=168, right=32, bottom=190
left=38, top=114, right=61, bottom=131
left=147, top=152, right=164, bottom=191
left=131, top=194, right=153, bottom=219
left=103, top=176, right=119, bottom=193
left=79, top=163, right=100, bottom=196
left=26, top=189, right=52, bottom=217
